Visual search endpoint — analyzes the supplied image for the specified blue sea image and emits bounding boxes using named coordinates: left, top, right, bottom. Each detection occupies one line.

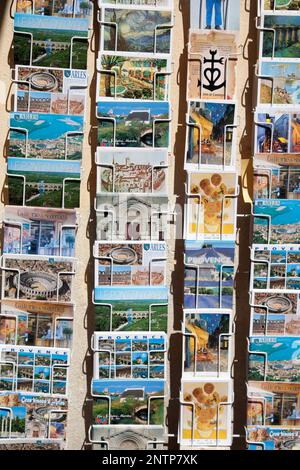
left=250, top=337, right=300, bottom=362
left=254, top=199, right=300, bottom=226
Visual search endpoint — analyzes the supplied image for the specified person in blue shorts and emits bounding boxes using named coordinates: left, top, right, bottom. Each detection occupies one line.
left=205, top=0, right=223, bottom=30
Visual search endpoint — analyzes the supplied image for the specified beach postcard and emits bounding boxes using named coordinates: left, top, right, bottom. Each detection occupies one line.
left=251, top=291, right=300, bottom=336
left=3, top=206, right=77, bottom=257
left=94, top=285, right=168, bottom=332
left=183, top=310, right=232, bottom=375
left=253, top=199, right=300, bottom=244
left=9, top=112, right=84, bottom=160
left=2, top=254, right=75, bottom=304
left=101, top=8, right=172, bottom=54
left=98, top=54, right=169, bottom=101
left=186, top=101, right=236, bottom=169
left=0, top=392, right=68, bottom=440
left=94, top=241, right=166, bottom=288
left=0, top=299, right=74, bottom=348
left=184, top=240, right=235, bottom=310
left=96, top=148, right=168, bottom=194
left=93, top=331, right=167, bottom=380
left=7, top=157, right=81, bottom=209
left=92, top=379, right=165, bottom=425
left=248, top=336, right=300, bottom=383
left=15, top=66, right=88, bottom=116
left=180, top=379, right=233, bottom=447
left=97, top=100, right=170, bottom=148
left=14, top=13, right=89, bottom=69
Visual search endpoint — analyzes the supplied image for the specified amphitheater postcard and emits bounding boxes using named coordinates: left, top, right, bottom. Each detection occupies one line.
left=2, top=254, right=76, bottom=304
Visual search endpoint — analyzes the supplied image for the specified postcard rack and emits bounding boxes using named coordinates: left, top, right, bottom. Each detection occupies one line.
left=87, top=0, right=174, bottom=451
left=0, top=0, right=92, bottom=450
left=245, top=0, right=300, bottom=451
left=177, top=0, right=241, bottom=450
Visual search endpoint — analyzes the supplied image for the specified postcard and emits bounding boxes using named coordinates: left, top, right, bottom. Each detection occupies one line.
left=188, top=31, right=238, bottom=101
left=97, top=101, right=170, bottom=148
left=0, top=392, right=68, bottom=439
left=95, top=194, right=169, bottom=241
left=248, top=336, right=300, bottom=383
left=1, top=254, right=75, bottom=303
left=262, top=0, right=300, bottom=11
left=190, top=0, right=240, bottom=31
left=247, top=381, right=300, bottom=427
left=101, top=8, right=172, bottom=54
left=97, top=54, right=169, bottom=101
left=3, top=206, right=77, bottom=257
left=253, top=164, right=300, bottom=200
left=0, top=345, right=69, bottom=396
left=16, top=0, right=92, bottom=17
left=94, top=241, right=166, bottom=288
left=184, top=240, right=234, bottom=310
left=98, top=0, right=171, bottom=6
left=90, top=425, right=166, bottom=450
left=96, top=148, right=168, bottom=194
left=0, top=440, right=63, bottom=450
left=247, top=426, right=300, bottom=451
left=0, top=299, right=74, bottom=348
left=183, top=310, right=233, bottom=376
left=7, top=157, right=81, bottom=209
left=180, top=379, right=233, bottom=447
left=186, top=172, right=238, bottom=240
left=14, top=14, right=89, bottom=69
left=94, top=286, right=168, bottom=332
left=255, top=111, right=290, bottom=155
left=251, top=245, right=300, bottom=291
left=186, top=100, right=236, bottom=169
left=93, top=332, right=167, bottom=380
left=9, top=112, right=83, bottom=160
left=15, top=66, right=88, bottom=116
left=261, top=15, right=300, bottom=59
left=258, top=61, right=300, bottom=106
left=253, top=199, right=300, bottom=244
left=92, top=379, right=165, bottom=425
left=251, top=291, right=300, bottom=336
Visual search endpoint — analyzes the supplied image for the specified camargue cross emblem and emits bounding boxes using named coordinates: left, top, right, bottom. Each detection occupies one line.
left=198, top=49, right=226, bottom=92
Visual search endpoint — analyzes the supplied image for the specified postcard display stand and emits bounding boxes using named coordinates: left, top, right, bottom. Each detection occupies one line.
left=88, top=0, right=173, bottom=451
left=246, top=0, right=300, bottom=451
left=178, top=0, right=240, bottom=450
left=0, top=2, right=91, bottom=450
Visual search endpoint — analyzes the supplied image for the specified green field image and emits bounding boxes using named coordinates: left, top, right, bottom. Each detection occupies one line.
left=95, top=304, right=168, bottom=332
left=98, top=120, right=169, bottom=148
left=14, top=28, right=88, bottom=69
left=8, top=171, right=80, bottom=208
left=93, top=396, right=164, bottom=425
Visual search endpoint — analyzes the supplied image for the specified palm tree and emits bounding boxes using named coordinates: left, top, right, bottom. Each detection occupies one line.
left=101, top=56, right=125, bottom=97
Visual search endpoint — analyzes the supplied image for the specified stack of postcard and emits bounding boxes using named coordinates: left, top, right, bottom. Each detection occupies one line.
left=178, top=0, right=239, bottom=450
left=247, top=0, right=300, bottom=451
left=90, top=0, right=173, bottom=451
left=0, top=1, right=91, bottom=451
